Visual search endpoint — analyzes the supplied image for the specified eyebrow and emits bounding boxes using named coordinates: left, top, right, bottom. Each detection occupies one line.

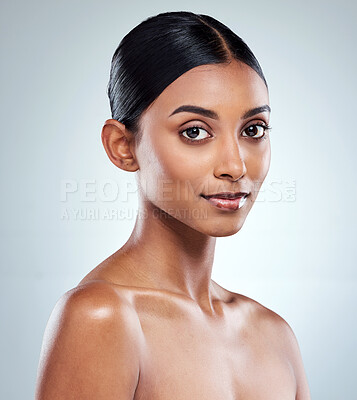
left=168, top=104, right=271, bottom=120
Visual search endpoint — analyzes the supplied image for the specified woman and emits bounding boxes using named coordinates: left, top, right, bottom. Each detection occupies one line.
left=35, top=11, right=311, bottom=399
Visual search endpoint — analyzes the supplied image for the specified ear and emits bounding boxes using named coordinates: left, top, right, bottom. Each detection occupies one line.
left=101, top=119, right=139, bottom=172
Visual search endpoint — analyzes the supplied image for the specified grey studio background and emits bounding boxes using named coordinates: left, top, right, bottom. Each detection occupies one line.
left=1, top=0, right=356, bottom=398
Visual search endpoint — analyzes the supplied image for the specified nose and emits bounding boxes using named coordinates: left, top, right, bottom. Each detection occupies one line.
left=214, top=134, right=247, bottom=181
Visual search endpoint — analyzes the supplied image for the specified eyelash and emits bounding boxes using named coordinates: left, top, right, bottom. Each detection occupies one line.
left=179, top=122, right=272, bottom=144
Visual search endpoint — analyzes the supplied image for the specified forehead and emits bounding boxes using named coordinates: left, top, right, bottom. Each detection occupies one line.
left=143, top=60, right=269, bottom=119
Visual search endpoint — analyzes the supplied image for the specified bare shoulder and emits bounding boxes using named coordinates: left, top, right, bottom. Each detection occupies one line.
left=231, top=291, right=312, bottom=400
left=35, top=280, right=144, bottom=400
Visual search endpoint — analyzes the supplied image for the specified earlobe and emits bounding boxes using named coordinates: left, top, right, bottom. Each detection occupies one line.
left=101, top=119, right=139, bottom=172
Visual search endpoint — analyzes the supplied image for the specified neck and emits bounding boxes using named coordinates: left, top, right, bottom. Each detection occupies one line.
left=116, top=198, right=217, bottom=312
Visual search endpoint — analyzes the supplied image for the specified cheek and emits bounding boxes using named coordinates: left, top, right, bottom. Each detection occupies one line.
left=137, top=136, right=209, bottom=202
left=246, top=141, right=271, bottom=192
left=157, top=145, right=211, bottom=202
left=155, top=139, right=212, bottom=183
left=260, top=140, right=271, bottom=177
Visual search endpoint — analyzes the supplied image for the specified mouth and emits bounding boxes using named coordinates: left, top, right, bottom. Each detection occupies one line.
left=200, top=192, right=249, bottom=211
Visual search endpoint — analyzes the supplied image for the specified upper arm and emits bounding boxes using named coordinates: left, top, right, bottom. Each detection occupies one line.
left=35, top=282, right=143, bottom=400
left=279, top=319, right=311, bottom=400
left=252, top=301, right=311, bottom=400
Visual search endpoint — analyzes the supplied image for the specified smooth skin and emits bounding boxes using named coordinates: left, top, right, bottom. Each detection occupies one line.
left=35, top=60, right=311, bottom=399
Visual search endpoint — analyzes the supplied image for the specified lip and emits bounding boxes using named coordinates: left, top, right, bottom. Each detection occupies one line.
left=201, top=193, right=249, bottom=211
left=202, top=192, right=249, bottom=200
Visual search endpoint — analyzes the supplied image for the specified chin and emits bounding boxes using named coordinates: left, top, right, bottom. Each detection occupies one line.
left=194, top=219, right=246, bottom=237
left=209, top=226, right=243, bottom=238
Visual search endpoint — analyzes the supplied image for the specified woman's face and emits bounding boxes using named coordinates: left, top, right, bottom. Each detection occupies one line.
left=134, top=59, right=271, bottom=237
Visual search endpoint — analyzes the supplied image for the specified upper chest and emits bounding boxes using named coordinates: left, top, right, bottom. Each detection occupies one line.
left=131, top=295, right=296, bottom=400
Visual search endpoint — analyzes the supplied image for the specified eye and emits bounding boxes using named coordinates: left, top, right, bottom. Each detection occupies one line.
left=242, top=122, right=272, bottom=140
left=179, top=125, right=212, bottom=143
